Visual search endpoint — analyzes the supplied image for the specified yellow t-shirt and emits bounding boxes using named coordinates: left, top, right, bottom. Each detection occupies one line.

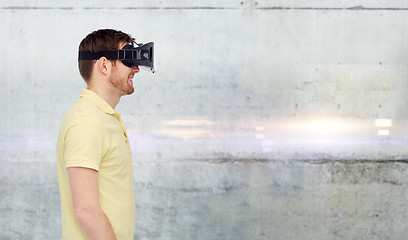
left=56, top=89, right=135, bottom=240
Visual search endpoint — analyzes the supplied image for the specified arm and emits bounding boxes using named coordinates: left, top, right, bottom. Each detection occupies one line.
left=67, top=167, right=117, bottom=240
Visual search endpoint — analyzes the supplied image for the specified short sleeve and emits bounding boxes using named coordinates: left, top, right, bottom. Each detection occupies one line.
left=63, top=115, right=105, bottom=171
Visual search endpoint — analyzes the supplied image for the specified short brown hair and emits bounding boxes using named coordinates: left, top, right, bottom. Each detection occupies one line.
left=78, top=29, right=134, bottom=81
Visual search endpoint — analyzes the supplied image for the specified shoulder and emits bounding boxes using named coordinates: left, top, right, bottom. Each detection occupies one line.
left=60, top=98, right=105, bottom=137
left=67, top=97, right=100, bottom=119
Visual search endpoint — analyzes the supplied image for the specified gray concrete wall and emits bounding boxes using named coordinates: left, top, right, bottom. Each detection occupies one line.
left=1, top=1, right=408, bottom=239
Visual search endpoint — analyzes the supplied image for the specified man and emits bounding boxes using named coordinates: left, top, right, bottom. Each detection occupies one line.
left=56, top=29, right=154, bottom=240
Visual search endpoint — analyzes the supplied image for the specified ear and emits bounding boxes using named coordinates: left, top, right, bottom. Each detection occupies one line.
left=96, top=57, right=111, bottom=75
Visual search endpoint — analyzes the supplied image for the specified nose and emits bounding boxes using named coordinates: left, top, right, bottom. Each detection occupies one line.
left=132, top=66, right=140, bottom=73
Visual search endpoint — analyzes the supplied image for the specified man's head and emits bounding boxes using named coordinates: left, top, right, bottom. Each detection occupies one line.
left=78, top=29, right=140, bottom=96
left=78, top=29, right=134, bottom=82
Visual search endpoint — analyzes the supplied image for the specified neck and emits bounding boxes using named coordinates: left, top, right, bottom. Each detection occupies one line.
left=86, top=85, right=121, bottom=109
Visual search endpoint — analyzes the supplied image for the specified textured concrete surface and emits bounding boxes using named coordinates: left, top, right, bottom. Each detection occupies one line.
left=1, top=158, right=408, bottom=239
left=1, top=0, right=408, bottom=239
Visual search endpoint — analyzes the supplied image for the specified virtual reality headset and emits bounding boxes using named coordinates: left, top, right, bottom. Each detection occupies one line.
left=78, top=42, right=155, bottom=73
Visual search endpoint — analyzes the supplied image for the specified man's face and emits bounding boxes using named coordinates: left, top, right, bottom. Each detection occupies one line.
left=110, top=42, right=140, bottom=95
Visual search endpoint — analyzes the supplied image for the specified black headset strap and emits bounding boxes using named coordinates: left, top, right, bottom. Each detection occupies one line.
left=78, top=50, right=120, bottom=60
left=78, top=49, right=139, bottom=61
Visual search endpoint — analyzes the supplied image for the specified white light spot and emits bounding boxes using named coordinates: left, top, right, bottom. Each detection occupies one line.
left=375, top=119, right=392, bottom=128
left=256, top=126, right=265, bottom=131
left=377, top=129, right=390, bottom=136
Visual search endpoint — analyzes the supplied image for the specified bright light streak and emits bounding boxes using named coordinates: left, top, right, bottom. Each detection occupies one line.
left=287, top=118, right=351, bottom=136
left=256, top=126, right=265, bottom=131
left=375, top=119, right=392, bottom=128
left=158, top=128, right=213, bottom=139
left=163, top=119, right=216, bottom=126
left=377, top=129, right=390, bottom=136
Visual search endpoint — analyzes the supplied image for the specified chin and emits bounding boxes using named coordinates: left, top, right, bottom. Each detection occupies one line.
left=125, top=87, right=135, bottom=95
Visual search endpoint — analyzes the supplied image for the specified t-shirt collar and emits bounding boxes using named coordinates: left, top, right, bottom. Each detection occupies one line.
left=80, top=89, right=117, bottom=115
